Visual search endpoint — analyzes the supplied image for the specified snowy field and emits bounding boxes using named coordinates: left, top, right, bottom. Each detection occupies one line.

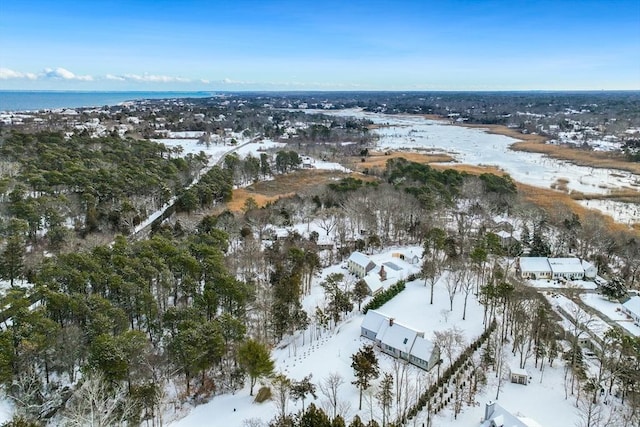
left=171, top=252, right=583, bottom=427
left=308, top=109, right=640, bottom=198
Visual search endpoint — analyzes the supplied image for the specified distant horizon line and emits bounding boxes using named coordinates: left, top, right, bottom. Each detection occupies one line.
left=1, top=89, right=639, bottom=94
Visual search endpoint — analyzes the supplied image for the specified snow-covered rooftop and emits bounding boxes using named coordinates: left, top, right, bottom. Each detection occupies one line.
left=376, top=320, right=423, bottom=354
left=519, top=257, right=550, bottom=272
left=409, top=336, right=436, bottom=362
left=623, top=296, right=640, bottom=318
left=361, top=310, right=388, bottom=333
left=348, top=251, right=374, bottom=269
left=509, top=364, right=528, bottom=377
left=548, top=258, right=584, bottom=274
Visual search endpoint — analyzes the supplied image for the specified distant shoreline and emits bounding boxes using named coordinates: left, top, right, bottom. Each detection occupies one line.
left=0, top=90, right=213, bottom=112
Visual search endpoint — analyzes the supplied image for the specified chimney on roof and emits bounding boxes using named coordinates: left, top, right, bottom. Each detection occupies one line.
left=389, top=318, right=394, bottom=327
left=484, top=401, right=496, bottom=421
left=379, top=265, right=387, bottom=281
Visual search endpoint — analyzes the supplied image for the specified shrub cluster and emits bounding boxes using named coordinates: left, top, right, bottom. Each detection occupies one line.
left=362, top=280, right=406, bottom=314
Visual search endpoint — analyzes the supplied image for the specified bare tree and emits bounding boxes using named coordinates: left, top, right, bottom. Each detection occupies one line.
left=433, top=326, right=466, bottom=367
left=317, top=208, right=340, bottom=237
left=445, top=267, right=464, bottom=312
left=270, top=373, right=292, bottom=420
left=62, top=371, right=135, bottom=427
left=575, top=392, right=619, bottom=427
left=319, top=372, right=344, bottom=419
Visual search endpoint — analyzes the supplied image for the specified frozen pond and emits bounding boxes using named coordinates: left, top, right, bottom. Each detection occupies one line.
left=315, top=109, right=640, bottom=197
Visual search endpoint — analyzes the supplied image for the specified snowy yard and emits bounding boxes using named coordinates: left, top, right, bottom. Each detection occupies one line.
left=170, top=251, right=585, bottom=427
left=581, top=293, right=640, bottom=337
left=524, top=278, right=598, bottom=290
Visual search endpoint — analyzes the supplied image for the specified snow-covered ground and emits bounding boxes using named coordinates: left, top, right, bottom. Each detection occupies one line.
left=524, top=278, right=598, bottom=290
left=578, top=199, right=640, bottom=226
left=546, top=293, right=611, bottom=341
left=0, top=399, right=13, bottom=425
left=580, top=293, right=640, bottom=337
left=307, top=109, right=640, bottom=198
left=171, top=250, right=584, bottom=427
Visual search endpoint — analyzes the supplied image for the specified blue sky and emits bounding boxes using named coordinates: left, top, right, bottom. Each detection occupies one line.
left=1, top=0, right=639, bottom=90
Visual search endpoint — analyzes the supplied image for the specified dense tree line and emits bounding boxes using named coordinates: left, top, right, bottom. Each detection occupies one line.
left=0, top=131, right=204, bottom=241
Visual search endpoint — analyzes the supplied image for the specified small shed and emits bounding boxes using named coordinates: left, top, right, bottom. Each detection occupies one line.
left=392, top=251, right=420, bottom=265
left=509, top=364, right=528, bottom=385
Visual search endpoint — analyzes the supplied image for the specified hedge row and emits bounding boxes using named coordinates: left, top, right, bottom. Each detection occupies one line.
left=402, top=319, right=497, bottom=423
left=362, top=280, right=406, bottom=314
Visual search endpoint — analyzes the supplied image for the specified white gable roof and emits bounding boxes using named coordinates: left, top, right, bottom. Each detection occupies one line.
left=348, top=251, right=372, bottom=268
left=361, top=310, right=387, bottom=333
left=482, top=402, right=534, bottom=427
left=377, top=321, right=423, bottom=353
left=509, top=364, right=528, bottom=377
left=409, top=336, right=435, bottom=362
left=519, top=257, right=550, bottom=273
left=548, top=258, right=584, bottom=274
left=623, top=296, right=640, bottom=318
left=364, top=275, right=384, bottom=294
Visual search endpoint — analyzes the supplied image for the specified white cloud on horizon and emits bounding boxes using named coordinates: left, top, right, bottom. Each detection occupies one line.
left=0, top=68, right=38, bottom=80
left=0, top=67, right=206, bottom=85
left=43, top=67, right=93, bottom=81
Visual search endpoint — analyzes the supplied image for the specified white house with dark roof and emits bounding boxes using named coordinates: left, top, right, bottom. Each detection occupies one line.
left=623, top=296, right=640, bottom=324
left=360, top=310, right=440, bottom=371
left=347, top=251, right=376, bottom=278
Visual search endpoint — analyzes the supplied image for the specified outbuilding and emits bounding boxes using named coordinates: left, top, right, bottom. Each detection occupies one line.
left=509, top=364, right=529, bottom=385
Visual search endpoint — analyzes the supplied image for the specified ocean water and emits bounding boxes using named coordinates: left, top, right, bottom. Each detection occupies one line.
left=0, top=91, right=215, bottom=112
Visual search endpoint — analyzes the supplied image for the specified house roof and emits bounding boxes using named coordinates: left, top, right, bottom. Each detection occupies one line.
left=509, top=364, right=528, bottom=377
left=581, top=260, right=596, bottom=271
left=409, top=336, right=435, bottom=362
left=348, top=251, right=375, bottom=271
left=481, top=402, right=535, bottom=427
left=519, top=257, right=550, bottom=273
left=623, top=296, right=640, bottom=318
left=496, top=230, right=512, bottom=239
left=361, top=310, right=388, bottom=333
left=364, top=275, right=385, bottom=294
left=376, top=320, right=423, bottom=353
left=548, top=258, right=584, bottom=274
left=383, top=261, right=403, bottom=272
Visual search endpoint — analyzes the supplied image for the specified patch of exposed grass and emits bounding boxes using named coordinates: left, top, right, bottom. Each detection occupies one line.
left=223, top=169, right=361, bottom=212
left=349, top=151, right=455, bottom=174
